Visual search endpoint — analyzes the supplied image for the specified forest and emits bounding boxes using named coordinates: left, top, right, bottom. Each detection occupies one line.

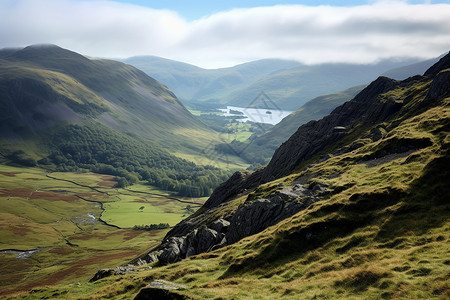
left=7, top=121, right=231, bottom=197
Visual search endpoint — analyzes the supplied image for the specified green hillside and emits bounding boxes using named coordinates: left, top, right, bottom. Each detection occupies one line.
left=14, top=51, right=449, bottom=300
left=0, top=45, right=242, bottom=196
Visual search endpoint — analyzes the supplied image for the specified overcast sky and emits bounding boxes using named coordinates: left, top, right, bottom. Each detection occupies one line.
left=1, top=0, right=450, bottom=68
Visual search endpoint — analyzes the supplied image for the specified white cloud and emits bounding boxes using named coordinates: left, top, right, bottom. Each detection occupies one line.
left=1, top=0, right=450, bottom=68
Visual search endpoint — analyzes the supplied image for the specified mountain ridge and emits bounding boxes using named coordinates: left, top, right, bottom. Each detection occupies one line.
left=124, top=55, right=430, bottom=110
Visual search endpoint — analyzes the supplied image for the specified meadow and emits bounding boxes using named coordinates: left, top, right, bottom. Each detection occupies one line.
left=0, top=165, right=205, bottom=297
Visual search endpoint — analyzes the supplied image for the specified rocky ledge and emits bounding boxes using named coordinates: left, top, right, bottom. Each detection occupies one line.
left=140, top=182, right=328, bottom=265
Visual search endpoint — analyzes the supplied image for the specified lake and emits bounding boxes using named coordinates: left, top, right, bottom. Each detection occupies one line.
left=218, top=106, right=292, bottom=125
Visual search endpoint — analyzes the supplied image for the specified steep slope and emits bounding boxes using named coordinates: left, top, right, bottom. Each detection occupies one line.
left=0, top=44, right=211, bottom=146
left=107, top=51, right=449, bottom=299
left=0, top=44, right=233, bottom=196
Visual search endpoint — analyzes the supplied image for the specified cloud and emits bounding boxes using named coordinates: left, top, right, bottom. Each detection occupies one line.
left=1, top=0, right=450, bottom=67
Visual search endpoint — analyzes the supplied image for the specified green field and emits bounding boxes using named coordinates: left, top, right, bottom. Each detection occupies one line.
left=0, top=165, right=205, bottom=298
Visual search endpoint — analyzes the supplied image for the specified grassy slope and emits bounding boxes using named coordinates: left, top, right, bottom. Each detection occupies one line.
left=12, top=68, right=450, bottom=299
left=0, top=45, right=244, bottom=169
left=0, top=165, right=208, bottom=298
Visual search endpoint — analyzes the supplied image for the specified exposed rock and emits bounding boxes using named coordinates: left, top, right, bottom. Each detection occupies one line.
left=147, top=280, right=188, bottom=290
left=158, top=237, right=187, bottom=264
left=202, top=170, right=261, bottom=209
left=185, top=226, right=221, bottom=258
left=90, top=269, right=114, bottom=282
left=141, top=182, right=328, bottom=265
left=134, top=280, right=188, bottom=300
left=90, top=265, right=135, bottom=282
left=209, top=218, right=230, bottom=233
left=424, top=51, right=450, bottom=77
left=134, top=55, right=450, bottom=271
left=135, top=258, right=147, bottom=266
left=226, top=184, right=321, bottom=244
left=144, top=251, right=161, bottom=264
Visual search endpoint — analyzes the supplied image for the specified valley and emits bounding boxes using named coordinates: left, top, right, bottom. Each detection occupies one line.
left=0, top=165, right=206, bottom=297
left=0, top=43, right=448, bottom=299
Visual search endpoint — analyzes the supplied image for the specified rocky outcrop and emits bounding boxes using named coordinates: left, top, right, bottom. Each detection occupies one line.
left=163, top=170, right=261, bottom=239
left=202, top=170, right=262, bottom=209
left=90, top=263, right=147, bottom=282
left=142, top=183, right=327, bottom=265
left=225, top=184, right=322, bottom=244
left=145, top=224, right=226, bottom=265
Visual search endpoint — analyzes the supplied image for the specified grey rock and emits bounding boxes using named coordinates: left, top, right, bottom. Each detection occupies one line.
left=113, top=265, right=135, bottom=275
left=158, top=236, right=187, bottom=264
left=145, top=251, right=161, bottom=263
left=203, top=170, right=262, bottom=209
left=134, top=280, right=188, bottom=300
left=90, top=269, right=114, bottom=282
left=209, top=218, right=230, bottom=233
left=225, top=195, right=310, bottom=245
left=147, top=280, right=188, bottom=290
left=135, top=258, right=147, bottom=266
left=89, top=265, right=135, bottom=282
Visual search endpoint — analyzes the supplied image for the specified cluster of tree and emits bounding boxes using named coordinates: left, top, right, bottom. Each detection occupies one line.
left=133, top=223, right=170, bottom=231
left=7, top=150, right=37, bottom=167
left=39, top=122, right=231, bottom=197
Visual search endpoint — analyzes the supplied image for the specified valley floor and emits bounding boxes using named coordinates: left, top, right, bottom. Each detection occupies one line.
left=0, top=165, right=205, bottom=298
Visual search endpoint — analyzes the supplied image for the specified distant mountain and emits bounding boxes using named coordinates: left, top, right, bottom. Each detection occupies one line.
left=124, top=56, right=431, bottom=110
left=122, top=56, right=301, bottom=108
left=0, top=44, right=232, bottom=196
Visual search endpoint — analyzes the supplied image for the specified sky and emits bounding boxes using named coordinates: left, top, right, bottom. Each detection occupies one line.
left=1, top=0, right=450, bottom=68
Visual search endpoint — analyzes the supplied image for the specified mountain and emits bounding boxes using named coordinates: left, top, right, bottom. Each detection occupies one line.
left=0, top=44, right=233, bottom=196
left=122, top=56, right=302, bottom=108
left=83, top=51, right=449, bottom=299
left=124, top=56, right=428, bottom=110
left=230, top=57, right=444, bottom=166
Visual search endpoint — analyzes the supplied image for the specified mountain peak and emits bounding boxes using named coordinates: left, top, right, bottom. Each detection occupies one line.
left=7, top=44, right=90, bottom=64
